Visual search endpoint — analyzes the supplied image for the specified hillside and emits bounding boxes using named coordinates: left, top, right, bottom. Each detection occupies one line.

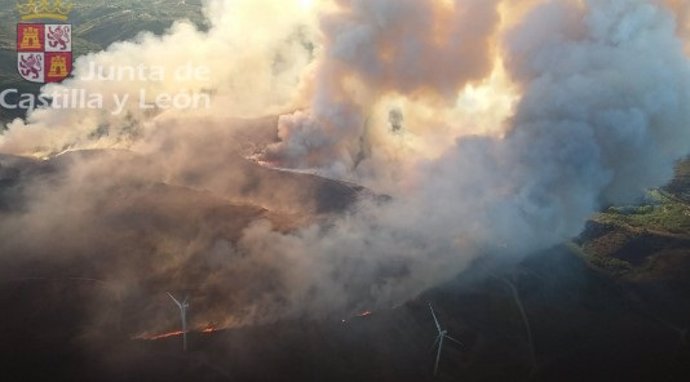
left=1, top=153, right=690, bottom=381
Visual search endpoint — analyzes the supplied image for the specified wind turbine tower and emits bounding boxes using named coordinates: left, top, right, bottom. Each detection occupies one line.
left=429, top=303, right=463, bottom=376
left=168, top=292, right=190, bottom=352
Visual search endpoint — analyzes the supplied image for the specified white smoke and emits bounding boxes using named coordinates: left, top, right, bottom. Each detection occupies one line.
left=1, top=0, right=690, bottom=327
left=0, top=0, right=317, bottom=156
left=241, top=0, right=690, bottom=316
left=265, top=0, right=502, bottom=176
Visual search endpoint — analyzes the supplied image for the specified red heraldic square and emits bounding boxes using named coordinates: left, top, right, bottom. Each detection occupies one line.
left=45, top=52, right=72, bottom=83
left=17, top=23, right=45, bottom=52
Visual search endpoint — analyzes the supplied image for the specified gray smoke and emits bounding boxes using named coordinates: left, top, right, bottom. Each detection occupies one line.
left=202, top=0, right=690, bottom=322
left=264, top=0, right=501, bottom=175
left=250, top=0, right=690, bottom=314
left=1, top=0, right=690, bottom=332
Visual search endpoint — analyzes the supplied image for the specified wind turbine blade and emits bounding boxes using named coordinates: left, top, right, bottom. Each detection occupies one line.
left=430, top=334, right=442, bottom=351
left=445, top=335, right=464, bottom=347
left=434, top=335, right=444, bottom=376
left=167, top=292, right=182, bottom=308
left=429, top=303, right=442, bottom=333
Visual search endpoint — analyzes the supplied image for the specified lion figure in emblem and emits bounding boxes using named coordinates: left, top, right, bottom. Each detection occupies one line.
left=19, top=54, right=43, bottom=80
left=47, top=25, right=71, bottom=51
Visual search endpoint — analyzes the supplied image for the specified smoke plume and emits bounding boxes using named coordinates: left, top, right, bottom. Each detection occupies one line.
left=1, top=0, right=690, bottom=333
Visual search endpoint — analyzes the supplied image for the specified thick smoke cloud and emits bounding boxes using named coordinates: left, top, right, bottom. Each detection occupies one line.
left=1, top=0, right=690, bottom=334
left=405, top=0, right=690, bottom=259
left=0, top=0, right=317, bottom=156
left=265, top=0, right=501, bottom=175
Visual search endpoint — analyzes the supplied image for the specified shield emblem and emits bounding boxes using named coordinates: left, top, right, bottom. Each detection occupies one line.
left=17, top=23, right=72, bottom=84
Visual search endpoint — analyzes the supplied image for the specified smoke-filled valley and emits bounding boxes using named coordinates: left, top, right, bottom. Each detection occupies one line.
left=2, top=0, right=690, bottom=380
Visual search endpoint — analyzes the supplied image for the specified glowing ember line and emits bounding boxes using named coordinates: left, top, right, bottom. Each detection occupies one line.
left=135, top=330, right=184, bottom=341
left=357, top=310, right=373, bottom=317
left=133, top=324, right=220, bottom=341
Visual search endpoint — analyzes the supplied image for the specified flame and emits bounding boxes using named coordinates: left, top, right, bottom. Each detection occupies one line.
left=133, top=323, right=220, bottom=341
left=134, top=330, right=184, bottom=341
left=341, top=310, right=374, bottom=323
left=357, top=310, right=373, bottom=318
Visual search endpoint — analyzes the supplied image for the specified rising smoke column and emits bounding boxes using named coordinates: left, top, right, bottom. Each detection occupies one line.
left=265, top=0, right=501, bottom=175
left=265, top=0, right=690, bottom=259
left=455, top=0, right=690, bottom=251
left=1, top=0, right=690, bottom=327
left=412, top=0, right=690, bottom=252
left=239, top=0, right=690, bottom=315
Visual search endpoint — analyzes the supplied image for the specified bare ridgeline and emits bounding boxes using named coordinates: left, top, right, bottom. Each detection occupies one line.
left=2, top=0, right=690, bottom=381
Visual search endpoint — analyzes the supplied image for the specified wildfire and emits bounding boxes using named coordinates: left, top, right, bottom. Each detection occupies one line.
left=342, top=310, right=374, bottom=323
left=134, top=330, right=184, bottom=341
left=357, top=310, right=373, bottom=318
left=133, top=324, right=219, bottom=341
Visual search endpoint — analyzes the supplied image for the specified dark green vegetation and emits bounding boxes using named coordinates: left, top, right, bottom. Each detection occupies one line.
left=575, top=160, right=690, bottom=281
left=0, top=0, right=207, bottom=123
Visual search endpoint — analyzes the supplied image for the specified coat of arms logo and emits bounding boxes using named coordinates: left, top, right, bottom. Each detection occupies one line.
left=16, top=0, right=74, bottom=84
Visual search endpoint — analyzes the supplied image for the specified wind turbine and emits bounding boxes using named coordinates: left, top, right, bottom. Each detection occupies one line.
left=429, top=303, right=463, bottom=377
left=168, top=292, right=190, bottom=352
